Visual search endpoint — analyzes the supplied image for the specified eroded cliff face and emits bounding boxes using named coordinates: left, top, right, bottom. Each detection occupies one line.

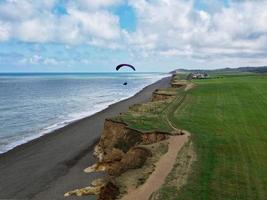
left=94, top=119, right=143, bottom=162
left=91, top=120, right=167, bottom=176
left=151, top=92, right=173, bottom=101
left=171, top=82, right=185, bottom=88
left=81, top=119, right=169, bottom=199
left=98, top=181, right=120, bottom=200
left=94, top=120, right=168, bottom=160
left=170, top=74, right=187, bottom=88
left=141, top=132, right=168, bottom=145
left=64, top=75, right=192, bottom=199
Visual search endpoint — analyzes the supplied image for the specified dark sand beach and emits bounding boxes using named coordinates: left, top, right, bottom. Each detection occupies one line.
left=0, top=76, right=171, bottom=200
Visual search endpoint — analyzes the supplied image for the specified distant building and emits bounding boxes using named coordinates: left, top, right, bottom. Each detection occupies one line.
left=190, top=72, right=209, bottom=79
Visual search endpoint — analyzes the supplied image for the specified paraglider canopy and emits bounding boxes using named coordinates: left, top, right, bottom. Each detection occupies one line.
left=116, top=64, right=136, bottom=71
left=115, top=64, right=135, bottom=86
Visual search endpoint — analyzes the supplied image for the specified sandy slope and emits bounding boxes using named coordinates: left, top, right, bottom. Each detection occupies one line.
left=121, top=133, right=189, bottom=200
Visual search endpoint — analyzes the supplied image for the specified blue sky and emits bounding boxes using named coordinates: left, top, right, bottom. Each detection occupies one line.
left=0, top=0, right=266, bottom=72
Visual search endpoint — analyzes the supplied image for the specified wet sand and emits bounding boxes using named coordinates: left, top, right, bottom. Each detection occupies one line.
left=0, top=76, right=171, bottom=200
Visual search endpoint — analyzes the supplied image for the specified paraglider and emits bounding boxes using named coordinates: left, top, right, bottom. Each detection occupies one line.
left=115, top=64, right=136, bottom=86
left=116, top=64, right=136, bottom=71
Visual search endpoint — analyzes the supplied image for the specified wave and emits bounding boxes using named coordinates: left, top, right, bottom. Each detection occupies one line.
left=0, top=74, right=169, bottom=154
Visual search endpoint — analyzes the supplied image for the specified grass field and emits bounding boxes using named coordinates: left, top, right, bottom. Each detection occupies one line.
left=115, top=73, right=267, bottom=200
left=159, top=74, right=267, bottom=200
left=113, top=87, right=185, bottom=133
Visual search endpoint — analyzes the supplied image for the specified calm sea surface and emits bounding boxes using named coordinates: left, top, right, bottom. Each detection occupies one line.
left=0, top=73, right=167, bottom=153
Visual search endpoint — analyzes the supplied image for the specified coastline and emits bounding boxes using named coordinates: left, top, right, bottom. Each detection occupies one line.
left=0, top=74, right=168, bottom=154
left=0, top=76, right=171, bottom=200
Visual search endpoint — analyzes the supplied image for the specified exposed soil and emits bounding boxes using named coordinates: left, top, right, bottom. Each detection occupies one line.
left=115, top=141, right=168, bottom=197
left=120, top=133, right=189, bottom=200
left=151, top=93, right=173, bottom=101
left=184, top=83, right=194, bottom=91
left=149, top=138, right=197, bottom=200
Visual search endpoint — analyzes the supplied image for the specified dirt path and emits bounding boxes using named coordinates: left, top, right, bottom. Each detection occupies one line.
left=185, top=82, right=194, bottom=91
left=120, top=133, right=189, bottom=200
left=120, top=78, right=192, bottom=200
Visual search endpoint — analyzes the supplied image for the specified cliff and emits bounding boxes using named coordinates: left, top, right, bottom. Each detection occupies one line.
left=65, top=75, right=188, bottom=199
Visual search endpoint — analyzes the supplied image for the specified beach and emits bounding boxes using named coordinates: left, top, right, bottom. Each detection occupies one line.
left=0, top=76, right=171, bottom=200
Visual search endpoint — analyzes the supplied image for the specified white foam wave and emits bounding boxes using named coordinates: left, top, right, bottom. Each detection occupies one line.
left=0, top=74, right=170, bottom=154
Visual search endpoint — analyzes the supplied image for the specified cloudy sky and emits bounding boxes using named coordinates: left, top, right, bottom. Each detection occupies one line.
left=0, top=0, right=267, bottom=72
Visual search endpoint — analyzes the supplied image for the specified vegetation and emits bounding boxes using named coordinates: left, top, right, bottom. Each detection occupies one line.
left=174, top=66, right=267, bottom=74
left=114, top=72, right=267, bottom=200
left=114, top=135, right=141, bottom=153
left=113, top=87, right=185, bottom=133
left=156, top=73, right=267, bottom=200
left=116, top=141, right=169, bottom=198
left=150, top=139, right=196, bottom=200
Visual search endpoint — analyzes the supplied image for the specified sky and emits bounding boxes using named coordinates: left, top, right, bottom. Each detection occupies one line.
left=0, top=0, right=267, bottom=72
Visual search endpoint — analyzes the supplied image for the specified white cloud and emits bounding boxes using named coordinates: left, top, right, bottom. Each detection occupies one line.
left=66, top=9, right=120, bottom=40
left=15, top=18, right=56, bottom=42
left=0, top=21, right=10, bottom=41
left=43, top=57, right=60, bottom=65
left=0, top=0, right=267, bottom=68
left=125, top=0, right=267, bottom=66
left=56, top=8, right=121, bottom=47
left=0, top=0, right=122, bottom=46
left=19, top=54, right=64, bottom=66
left=126, top=0, right=197, bottom=57
left=75, top=0, right=123, bottom=9
left=0, top=0, right=34, bottom=21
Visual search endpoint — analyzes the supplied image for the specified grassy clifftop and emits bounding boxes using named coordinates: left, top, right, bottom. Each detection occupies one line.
left=113, top=74, right=186, bottom=133
left=66, top=73, right=267, bottom=200
left=65, top=74, right=189, bottom=199
left=154, top=73, right=267, bottom=200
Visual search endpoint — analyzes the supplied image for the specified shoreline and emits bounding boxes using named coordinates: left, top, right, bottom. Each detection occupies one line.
left=0, top=74, right=168, bottom=155
left=0, top=76, right=171, bottom=200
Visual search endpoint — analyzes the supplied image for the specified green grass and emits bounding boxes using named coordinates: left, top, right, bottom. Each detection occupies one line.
left=150, top=139, right=196, bottom=200
left=114, top=73, right=267, bottom=199
left=167, top=74, right=267, bottom=200
left=172, top=73, right=189, bottom=81
left=113, top=87, right=185, bottom=133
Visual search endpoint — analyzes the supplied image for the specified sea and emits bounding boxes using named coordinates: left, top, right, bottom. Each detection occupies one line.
left=0, top=73, right=167, bottom=154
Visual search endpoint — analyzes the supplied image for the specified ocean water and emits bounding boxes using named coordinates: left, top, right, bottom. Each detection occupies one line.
left=0, top=73, right=167, bottom=154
